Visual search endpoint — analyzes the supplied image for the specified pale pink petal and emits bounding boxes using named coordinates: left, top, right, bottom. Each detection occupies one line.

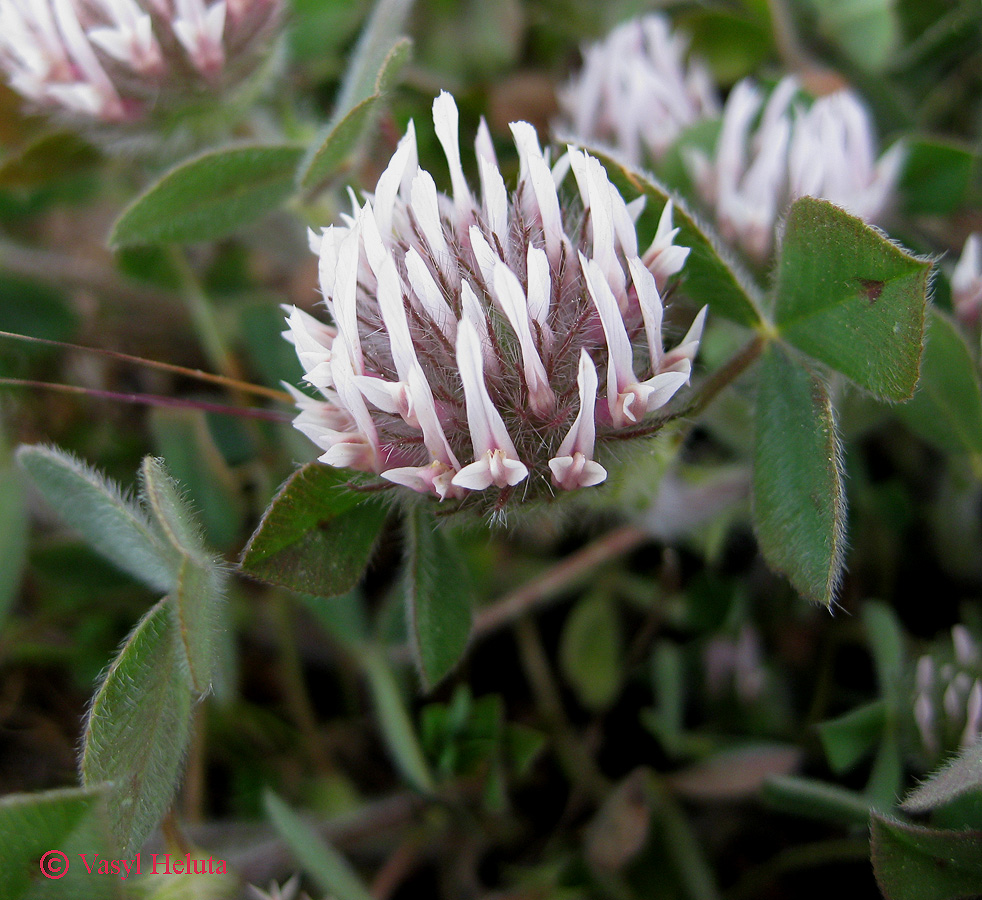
left=433, top=90, right=474, bottom=221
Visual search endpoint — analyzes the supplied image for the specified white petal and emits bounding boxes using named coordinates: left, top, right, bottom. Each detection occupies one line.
left=433, top=90, right=473, bottom=220
left=478, top=155, right=508, bottom=246
left=372, top=120, right=417, bottom=239
left=405, top=247, right=456, bottom=341
left=456, top=316, right=520, bottom=460
left=581, top=253, right=635, bottom=410
left=410, top=168, right=451, bottom=273
left=628, top=257, right=664, bottom=372
left=555, top=349, right=599, bottom=460
left=492, top=261, right=554, bottom=415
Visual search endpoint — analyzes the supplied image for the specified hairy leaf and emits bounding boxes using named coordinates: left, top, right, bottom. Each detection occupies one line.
left=240, top=464, right=387, bottom=599
left=871, top=814, right=982, bottom=900
left=17, top=445, right=175, bottom=593
left=80, top=599, right=193, bottom=854
left=899, top=308, right=982, bottom=455
left=149, top=407, right=245, bottom=550
left=404, top=508, right=473, bottom=689
left=774, top=197, right=930, bottom=401
left=110, top=144, right=304, bottom=247
left=752, top=345, right=846, bottom=606
left=903, top=737, right=982, bottom=813
left=141, top=457, right=226, bottom=694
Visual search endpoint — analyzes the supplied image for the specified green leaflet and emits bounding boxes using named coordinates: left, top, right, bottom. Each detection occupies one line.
left=752, top=345, right=846, bottom=606
left=80, top=600, right=193, bottom=855
left=871, top=814, right=982, bottom=900
left=109, top=144, right=304, bottom=246
left=240, top=463, right=387, bottom=599
left=404, top=507, right=474, bottom=689
left=774, top=197, right=930, bottom=401
left=17, top=445, right=175, bottom=594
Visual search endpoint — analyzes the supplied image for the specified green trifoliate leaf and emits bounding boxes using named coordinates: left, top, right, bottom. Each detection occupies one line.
left=593, top=152, right=767, bottom=328
left=140, top=457, right=227, bottom=695
left=898, top=308, right=982, bottom=455
left=264, top=791, right=374, bottom=900
left=774, top=197, right=931, bottom=401
left=752, top=344, right=846, bottom=606
left=80, top=599, right=193, bottom=855
left=404, top=507, right=474, bottom=690
left=871, top=814, right=982, bottom=900
left=109, top=144, right=304, bottom=247
left=17, top=444, right=175, bottom=594
left=239, top=464, right=387, bottom=599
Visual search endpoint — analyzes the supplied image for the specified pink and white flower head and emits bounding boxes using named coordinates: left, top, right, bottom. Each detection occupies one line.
left=787, top=88, right=904, bottom=224
left=686, top=77, right=797, bottom=263
left=285, top=92, right=704, bottom=511
left=558, top=14, right=718, bottom=166
left=687, top=78, right=902, bottom=263
left=951, top=234, right=982, bottom=326
left=0, top=0, right=281, bottom=126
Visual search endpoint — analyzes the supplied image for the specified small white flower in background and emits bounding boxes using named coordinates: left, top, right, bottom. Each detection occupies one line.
left=686, top=78, right=902, bottom=263
left=285, top=92, right=704, bottom=510
left=913, top=625, right=982, bottom=759
left=557, top=14, right=719, bottom=165
left=0, top=0, right=280, bottom=123
left=951, top=233, right=982, bottom=326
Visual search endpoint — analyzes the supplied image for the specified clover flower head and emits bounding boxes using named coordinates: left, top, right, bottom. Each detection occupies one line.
left=558, top=14, right=718, bottom=165
left=951, top=233, right=982, bottom=326
left=686, top=78, right=901, bottom=262
left=285, top=92, right=703, bottom=512
left=912, top=625, right=982, bottom=759
left=0, top=0, right=281, bottom=124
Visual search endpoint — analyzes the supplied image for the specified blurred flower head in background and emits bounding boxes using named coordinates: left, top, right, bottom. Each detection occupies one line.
left=557, top=13, right=718, bottom=165
left=913, top=625, right=982, bottom=760
left=0, top=0, right=281, bottom=128
left=686, top=76, right=903, bottom=262
left=285, top=92, right=704, bottom=511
